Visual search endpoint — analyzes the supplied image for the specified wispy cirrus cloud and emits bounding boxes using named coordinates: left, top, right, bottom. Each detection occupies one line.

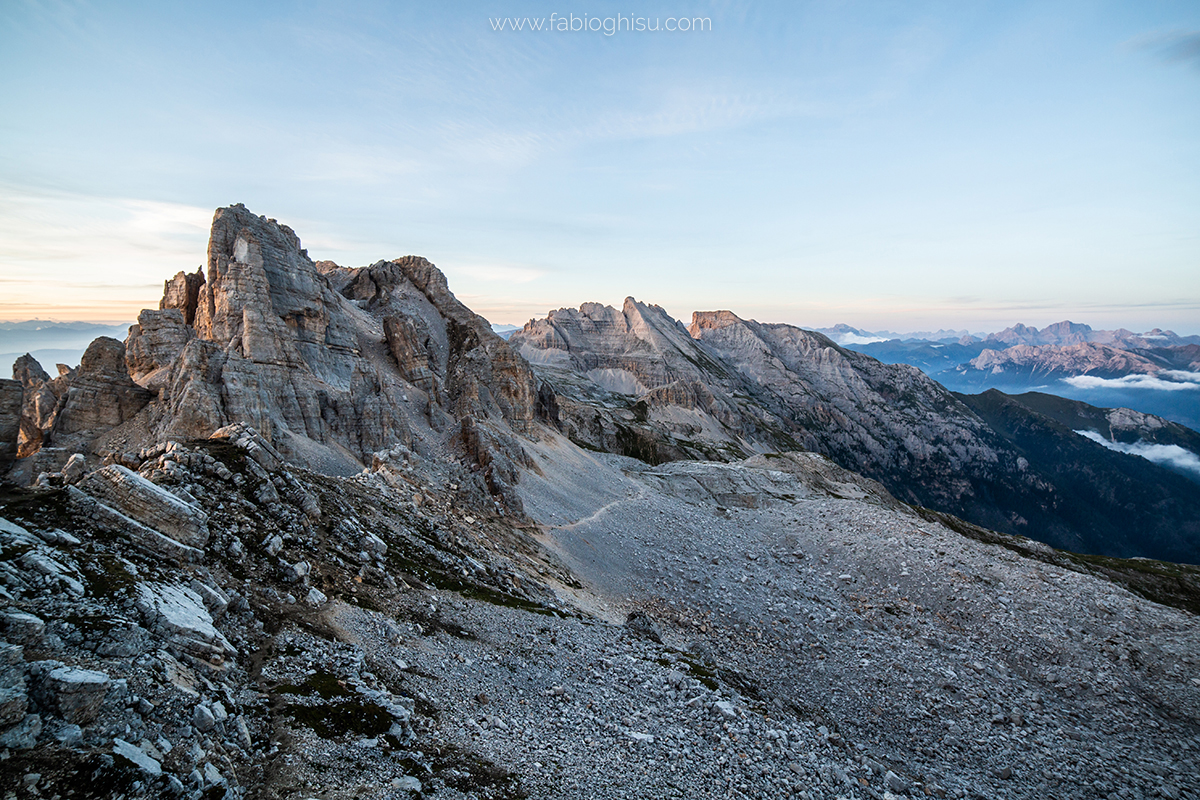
left=0, top=185, right=210, bottom=319
left=1129, top=29, right=1200, bottom=68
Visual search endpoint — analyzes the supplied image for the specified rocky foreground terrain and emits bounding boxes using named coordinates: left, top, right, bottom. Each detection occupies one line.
left=1, top=426, right=1198, bottom=800
left=1, top=205, right=1198, bottom=799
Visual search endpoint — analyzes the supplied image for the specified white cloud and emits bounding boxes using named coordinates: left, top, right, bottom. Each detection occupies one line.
left=1064, top=373, right=1200, bottom=392
left=1076, top=430, right=1200, bottom=479
left=836, top=333, right=891, bottom=345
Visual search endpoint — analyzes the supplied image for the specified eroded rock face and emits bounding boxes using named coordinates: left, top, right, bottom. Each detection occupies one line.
left=8, top=206, right=541, bottom=509
left=0, top=379, right=21, bottom=469
left=383, top=315, right=439, bottom=399
left=11, top=354, right=69, bottom=460
left=104, top=206, right=539, bottom=509
left=160, top=267, right=205, bottom=325
left=509, top=299, right=761, bottom=461
left=513, top=298, right=707, bottom=390
left=333, top=256, right=540, bottom=430
left=125, top=308, right=194, bottom=390
left=48, top=337, right=150, bottom=449
left=12, top=354, right=49, bottom=387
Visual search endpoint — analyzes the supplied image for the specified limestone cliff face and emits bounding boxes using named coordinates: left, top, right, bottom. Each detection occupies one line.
left=509, top=300, right=773, bottom=462
left=688, top=311, right=1004, bottom=490
left=515, top=298, right=714, bottom=391
left=114, top=207, right=521, bottom=479
left=3, top=205, right=538, bottom=514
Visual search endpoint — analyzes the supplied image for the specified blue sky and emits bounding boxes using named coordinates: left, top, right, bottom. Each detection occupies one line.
left=1, top=1, right=1198, bottom=333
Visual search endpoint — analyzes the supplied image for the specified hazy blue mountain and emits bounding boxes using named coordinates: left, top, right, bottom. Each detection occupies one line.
left=0, top=321, right=133, bottom=375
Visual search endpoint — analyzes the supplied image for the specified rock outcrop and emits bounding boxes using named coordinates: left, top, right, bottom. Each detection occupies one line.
left=47, top=337, right=150, bottom=450
left=0, top=379, right=21, bottom=470
left=4, top=204, right=539, bottom=512
left=160, top=267, right=205, bottom=325
left=78, top=465, right=210, bottom=549
left=125, top=309, right=194, bottom=391
left=11, top=355, right=72, bottom=460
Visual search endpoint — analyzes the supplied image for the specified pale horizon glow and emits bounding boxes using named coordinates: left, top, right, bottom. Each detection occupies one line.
left=2, top=2, right=1198, bottom=333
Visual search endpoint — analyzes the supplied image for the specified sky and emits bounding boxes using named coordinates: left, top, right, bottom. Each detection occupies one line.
left=1, top=1, right=1198, bottom=333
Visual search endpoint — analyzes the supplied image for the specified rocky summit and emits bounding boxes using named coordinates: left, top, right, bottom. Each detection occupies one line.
left=0, top=206, right=1197, bottom=800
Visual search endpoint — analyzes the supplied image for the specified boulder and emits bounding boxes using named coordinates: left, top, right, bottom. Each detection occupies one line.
left=66, top=485, right=204, bottom=563
left=0, top=687, right=28, bottom=727
left=0, top=609, right=45, bottom=645
left=60, top=452, right=86, bottom=484
left=78, top=465, right=209, bottom=548
left=135, top=583, right=237, bottom=666
left=36, top=666, right=110, bottom=725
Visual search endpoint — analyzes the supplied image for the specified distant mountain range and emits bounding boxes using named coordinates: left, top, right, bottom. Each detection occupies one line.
left=815, top=320, right=1200, bottom=349
left=0, top=320, right=133, bottom=374
left=813, top=322, right=1200, bottom=429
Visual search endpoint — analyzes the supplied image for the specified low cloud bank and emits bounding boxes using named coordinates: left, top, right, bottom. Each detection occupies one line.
left=838, top=333, right=891, bottom=345
left=1065, top=372, right=1200, bottom=392
left=1076, top=430, right=1200, bottom=479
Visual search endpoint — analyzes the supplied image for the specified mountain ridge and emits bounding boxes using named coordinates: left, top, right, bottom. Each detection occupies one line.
left=1, top=205, right=1198, bottom=799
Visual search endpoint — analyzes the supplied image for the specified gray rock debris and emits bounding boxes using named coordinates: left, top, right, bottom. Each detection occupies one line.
left=65, top=485, right=203, bottom=564
left=0, top=687, right=29, bottom=727
left=113, top=737, right=163, bottom=776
